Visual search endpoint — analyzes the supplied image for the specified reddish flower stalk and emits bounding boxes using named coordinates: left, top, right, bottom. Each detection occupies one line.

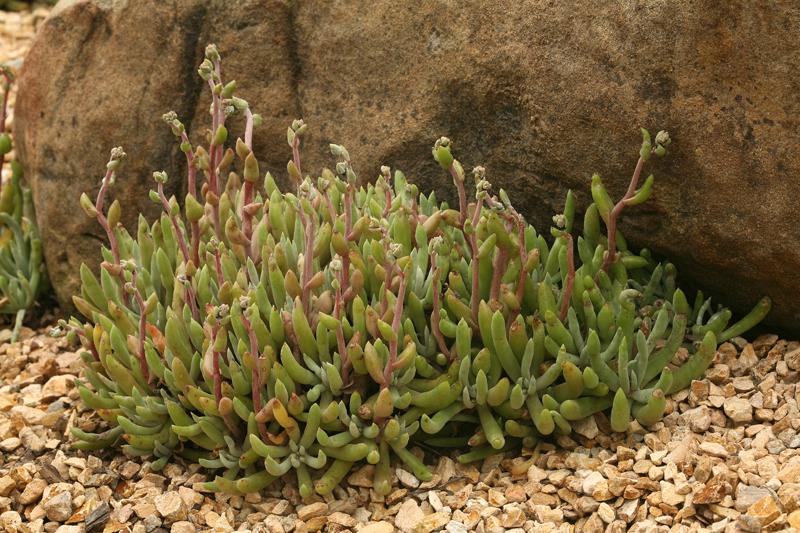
left=410, top=196, right=423, bottom=226
left=62, top=323, right=100, bottom=362
left=469, top=197, right=484, bottom=325
left=382, top=264, right=407, bottom=387
left=490, top=245, right=508, bottom=301
left=289, top=133, right=311, bottom=243
left=449, top=165, right=468, bottom=226
left=382, top=187, right=392, bottom=219
left=241, top=313, right=269, bottom=442
left=130, top=270, right=150, bottom=383
left=204, top=71, right=224, bottom=241
left=168, top=123, right=197, bottom=198
left=558, top=233, right=575, bottom=323
left=380, top=239, right=392, bottom=319
left=167, top=122, right=202, bottom=266
left=156, top=182, right=191, bottom=267
left=95, top=163, right=130, bottom=307
left=333, top=271, right=350, bottom=386
left=155, top=180, right=198, bottom=321
left=301, top=212, right=316, bottom=319
left=430, top=253, right=450, bottom=360
left=292, top=131, right=302, bottom=189
left=597, top=152, right=651, bottom=279
left=341, top=185, right=355, bottom=294
left=507, top=209, right=528, bottom=330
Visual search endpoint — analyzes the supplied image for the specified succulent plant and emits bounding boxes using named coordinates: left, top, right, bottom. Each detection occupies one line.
left=0, top=63, right=48, bottom=342
left=56, top=44, right=771, bottom=496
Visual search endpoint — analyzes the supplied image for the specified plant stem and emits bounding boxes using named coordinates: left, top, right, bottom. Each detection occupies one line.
left=382, top=264, right=407, bottom=387
left=242, top=313, right=269, bottom=442
left=449, top=165, right=467, bottom=226
left=470, top=198, right=484, bottom=326
left=430, top=253, right=450, bottom=360
left=301, top=211, right=316, bottom=319
left=213, top=247, right=225, bottom=288
left=490, top=246, right=508, bottom=301
left=342, top=186, right=354, bottom=294
left=205, top=75, right=223, bottom=241
left=170, top=124, right=201, bottom=266
left=558, top=233, right=575, bottom=323
left=508, top=209, right=527, bottom=330
left=597, top=152, right=651, bottom=278
left=333, top=276, right=349, bottom=386
left=63, top=323, right=100, bottom=362
left=157, top=183, right=191, bottom=266
left=95, top=167, right=129, bottom=306
left=156, top=183, right=198, bottom=320
left=131, top=270, right=150, bottom=384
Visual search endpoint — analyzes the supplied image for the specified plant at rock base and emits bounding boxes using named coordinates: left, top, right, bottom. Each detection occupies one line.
left=0, top=63, right=48, bottom=342
left=53, top=44, right=772, bottom=496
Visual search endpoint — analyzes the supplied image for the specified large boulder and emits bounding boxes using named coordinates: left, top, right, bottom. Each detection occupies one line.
left=15, top=0, right=800, bottom=334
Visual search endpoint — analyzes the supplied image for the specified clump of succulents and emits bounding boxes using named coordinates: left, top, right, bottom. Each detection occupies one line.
left=55, top=45, right=771, bottom=495
left=0, top=63, right=47, bottom=342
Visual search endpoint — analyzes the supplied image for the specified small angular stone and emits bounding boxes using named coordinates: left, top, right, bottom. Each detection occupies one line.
left=395, top=500, right=424, bottom=533
left=596, top=503, right=615, bottom=524
left=445, top=521, right=468, bottom=533
left=348, top=465, right=375, bottom=488
left=501, top=507, right=525, bottom=528
left=170, top=522, right=195, bottom=533
left=411, top=513, right=450, bottom=533
left=328, top=512, right=356, bottom=527
left=724, top=397, right=753, bottom=423
left=0, top=476, right=15, bottom=497
left=488, top=488, right=507, bottom=506
left=155, top=492, right=188, bottom=523
left=0, top=437, right=21, bottom=452
left=617, top=499, right=638, bottom=523
left=19, top=477, right=47, bottom=504
left=699, top=441, right=728, bottom=458
left=582, top=472, right=605, bottom=495
left=44, top=492, right=73, bottom=522
left=396, top=469, right=420, bottom=489
left=572, top=416, right=599, bottom=439
left=742, top=495, right=781, bottom=528
left=297, top=502, right=328, bottom=521
left=360, top=523, right=395, bottom=533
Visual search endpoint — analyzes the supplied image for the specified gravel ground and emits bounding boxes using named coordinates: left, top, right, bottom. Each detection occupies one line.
left=1, top=322, right=800, bottom=533
left=2, top=8, right=800, bottom=533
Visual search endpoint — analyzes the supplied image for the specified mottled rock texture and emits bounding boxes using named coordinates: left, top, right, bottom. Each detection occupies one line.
left=15, top=0, right=800, bottom=332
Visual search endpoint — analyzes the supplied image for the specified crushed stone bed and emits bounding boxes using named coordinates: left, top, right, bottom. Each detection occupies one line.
left=0, top=326, right=799, bottom=533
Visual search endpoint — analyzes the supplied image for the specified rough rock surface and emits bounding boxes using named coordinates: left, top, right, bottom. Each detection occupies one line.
left=14, top=0, right=800, bottom=332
